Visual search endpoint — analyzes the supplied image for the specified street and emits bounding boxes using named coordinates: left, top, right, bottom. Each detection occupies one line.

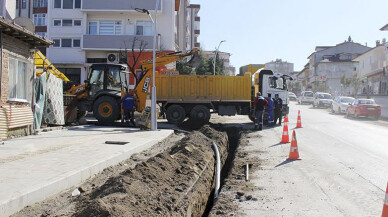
left=235, top=101, right=388, bottom=216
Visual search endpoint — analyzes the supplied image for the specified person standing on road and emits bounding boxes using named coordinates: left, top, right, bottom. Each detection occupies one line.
left=254, top=92, right=268, bottom=131
left=266, top=93, right=274, bottom=127
left=118, top=91, right=136, bottom=126
left=274, top=93, right=283, bottom=125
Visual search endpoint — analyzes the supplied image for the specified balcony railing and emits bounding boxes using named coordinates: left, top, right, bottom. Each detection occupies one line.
left=82, top=35, right=157, bottom=50
left=82, top=0, right=161, bottom=11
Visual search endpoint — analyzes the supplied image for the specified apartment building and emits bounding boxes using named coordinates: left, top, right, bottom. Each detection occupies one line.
left=44, top=0, right=178, bottom=87
left=265, top=59, right=294, bottom=75
left=175, top=2, right=200, bottom=50
left=202, top=51, right=235, bottom=76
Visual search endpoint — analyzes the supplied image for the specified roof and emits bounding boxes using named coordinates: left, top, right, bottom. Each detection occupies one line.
left=0, top=16, right=52, bottom=47
left=380, top=23, right=388, bottom=31
left=353, top=45, right=383, bottom=61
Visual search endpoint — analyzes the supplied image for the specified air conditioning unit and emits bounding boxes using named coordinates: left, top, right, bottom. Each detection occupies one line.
left=107, top=53, right=119, bottom=64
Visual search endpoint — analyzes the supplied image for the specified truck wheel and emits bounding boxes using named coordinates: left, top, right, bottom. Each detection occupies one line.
left=167, top=105, right=186, bottom=124
left=190, top=105, right=210, bottom=123
left=93, top=96, right=120, bottom=123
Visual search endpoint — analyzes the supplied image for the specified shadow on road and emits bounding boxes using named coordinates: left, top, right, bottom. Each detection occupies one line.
left=275, top=159, right=301, bottom=168
left=269, top=142, right=286, bottom=148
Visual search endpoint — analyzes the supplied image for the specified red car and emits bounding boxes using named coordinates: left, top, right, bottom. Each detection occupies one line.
left=346, top=99, right=381, bottom=119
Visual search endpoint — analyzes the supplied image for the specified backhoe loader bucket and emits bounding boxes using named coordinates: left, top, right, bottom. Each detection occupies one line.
left=136, top=106, right=152, bottom=130
left=186, top=52, right=201, bottom=68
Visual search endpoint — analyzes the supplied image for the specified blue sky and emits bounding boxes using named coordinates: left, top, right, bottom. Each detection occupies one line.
left=190, top=0, right=388, bottom=71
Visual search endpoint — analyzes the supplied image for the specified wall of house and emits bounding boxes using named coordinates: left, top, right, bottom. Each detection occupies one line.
left=1, top=33, right=34, bottom=137
left=313, top=42, right=370, bottom=65
left=355, top=46, right=385, bottom=78
left=315, top=61, right=357, bottom=95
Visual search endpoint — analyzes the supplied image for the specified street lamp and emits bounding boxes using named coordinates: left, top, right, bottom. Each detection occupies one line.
left=213, top=40, right=225, bottom=75
left=135, top=0, right=160, bottom=131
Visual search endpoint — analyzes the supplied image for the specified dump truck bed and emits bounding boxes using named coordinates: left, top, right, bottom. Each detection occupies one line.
left=156, top=74, right=252, bottom=103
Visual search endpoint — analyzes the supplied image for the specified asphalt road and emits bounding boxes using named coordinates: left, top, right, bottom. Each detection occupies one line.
left=213, top=101, right=388, bottom=216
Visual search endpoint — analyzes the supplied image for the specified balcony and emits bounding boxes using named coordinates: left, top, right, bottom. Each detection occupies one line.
left=194, top=42, right=200, bottom=48
left=195, top=17, right=200, bottom=21
left=82, top=35, right=158, bottom=50
left=82, top=0, right=161, bottom=12
left=194, top=30, right=200, bottom=35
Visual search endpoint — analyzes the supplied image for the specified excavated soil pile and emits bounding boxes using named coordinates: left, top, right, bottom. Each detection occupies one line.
left=71, top=125, right=228, bottom=217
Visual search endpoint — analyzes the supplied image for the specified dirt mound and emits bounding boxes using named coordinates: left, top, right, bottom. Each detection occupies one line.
left=71, top=125, right=228, bottom=217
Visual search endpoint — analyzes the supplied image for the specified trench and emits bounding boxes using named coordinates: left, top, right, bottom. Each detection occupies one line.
left=201, top=126, right=243, bottom=217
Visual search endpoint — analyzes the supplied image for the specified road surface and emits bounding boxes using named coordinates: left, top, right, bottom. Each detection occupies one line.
left=213, top=101, right=388, bottom=217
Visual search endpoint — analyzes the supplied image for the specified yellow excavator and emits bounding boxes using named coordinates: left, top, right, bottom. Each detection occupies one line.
left=66, top=48, right=199, bottom=125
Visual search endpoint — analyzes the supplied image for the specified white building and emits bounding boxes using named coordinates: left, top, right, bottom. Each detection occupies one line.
left=265, top=59, right=294, bottom=75
left=202, top=51, right=235, bottom=76
left=45, top=0, right=179, bottom=86
left=175, top=1, right=200, bottom=50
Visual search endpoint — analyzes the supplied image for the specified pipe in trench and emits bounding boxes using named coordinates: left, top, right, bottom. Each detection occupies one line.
left=212, top=141, right=221, bottom=199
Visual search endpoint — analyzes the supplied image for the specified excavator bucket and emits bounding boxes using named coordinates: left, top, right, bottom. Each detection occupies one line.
left=186, top=52, right=201, bottom=68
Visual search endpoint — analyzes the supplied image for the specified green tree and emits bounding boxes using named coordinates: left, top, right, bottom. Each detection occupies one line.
left=350, top=74, right=361, bottom=97
left=176, top=60, right=193, bottom=75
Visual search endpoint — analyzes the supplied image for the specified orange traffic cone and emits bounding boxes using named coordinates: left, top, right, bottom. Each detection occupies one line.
left=287, top=130, right=300, bottom=160
left=382, top=182, right=388, bottom=217
left=296, top=110, right=302, bottom=128
left=281, top=122, right=290, bottom=143
left=284, top=115, right=289, bottom=123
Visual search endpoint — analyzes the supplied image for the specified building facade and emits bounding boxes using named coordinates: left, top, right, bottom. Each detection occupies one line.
left=175, top=1, right=200, bottom=50
left=0, top=17, right=52, bottom=138
left=44, top=0, right=178, bottom=87
left=265, top=59, right=294, bottom=75
left=306, top=39, right=370, bottom=95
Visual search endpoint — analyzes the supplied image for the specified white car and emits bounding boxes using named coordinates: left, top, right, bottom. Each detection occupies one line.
left=331, top=96, right=355, bottom=113
left=313, top=92, right=333, bottom=108
left=298, top=91, right=314, bottom=104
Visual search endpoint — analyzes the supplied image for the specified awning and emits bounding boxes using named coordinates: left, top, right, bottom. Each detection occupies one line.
left=34, top=51, right=70, bottom=82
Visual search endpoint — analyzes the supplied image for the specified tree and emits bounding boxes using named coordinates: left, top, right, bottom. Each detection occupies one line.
left=350, top=74, right=361, bottom=97
left=176, top=60, right=193, bottom=75
left=119, top=37, right=148, bottom=84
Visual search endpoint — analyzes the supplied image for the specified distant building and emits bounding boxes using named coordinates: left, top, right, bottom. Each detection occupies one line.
left=202, top=51, right=235, bottom=76
left=175, top=2, right=200, bottom=50
left=265, top=59, right=294, bottom=75
left=306, top=38, right=370, bottom=95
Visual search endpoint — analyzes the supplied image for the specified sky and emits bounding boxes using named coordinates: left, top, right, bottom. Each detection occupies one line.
left=190, top=0, right=388, bottom=72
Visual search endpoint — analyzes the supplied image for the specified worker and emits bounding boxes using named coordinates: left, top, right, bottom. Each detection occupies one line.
left=253, top=92, right=268, bottom=131
left=118, top=91, right=135, bottom=126
left=274, top=93, right=283, bottom=125
left=266, top=93, right=274, bottom=127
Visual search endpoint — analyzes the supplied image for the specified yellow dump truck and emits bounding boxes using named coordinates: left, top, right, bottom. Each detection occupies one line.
left=156, top=69, right=291, bottom=124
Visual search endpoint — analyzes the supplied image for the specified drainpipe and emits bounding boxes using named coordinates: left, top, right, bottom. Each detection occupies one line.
left=211, top=141, right=221, bottom=199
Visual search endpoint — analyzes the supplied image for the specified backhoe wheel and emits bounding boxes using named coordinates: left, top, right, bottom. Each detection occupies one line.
left=190, top=105, right=211, bottom=123
left=166, top=105, right=186, bottom=124
left=93, top=96, right=120, bottom=123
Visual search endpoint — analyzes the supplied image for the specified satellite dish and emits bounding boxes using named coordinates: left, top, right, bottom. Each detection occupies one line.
left=13, top=17, right=35, bottom=33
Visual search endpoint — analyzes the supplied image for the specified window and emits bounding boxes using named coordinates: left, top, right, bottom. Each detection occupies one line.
left=33, top=0, right=48, bottom=7
left=88, top=21, right=122, bottom=35
left=52, top=39, right=80, bottom=48
left=74, top=0, right=81, bottom=8
left=54, top=0, right=61, bottom=8
left=61, top=39, right=72, bottom=47
left=22, top=0, right=26, bottom=8
left=63, top=0, right=73, bottom=9
left=88, top=21, right=97, bottom=35
left=35, top=32, right=47, bottom=38
left=136, top=21, right=152, bottom=36
left=73, top=39, right=80, bottom=47
left=53, top=39, right=60, bottom=47
left=8, top=57, right=29, bottom=100
left=53, top=19, right=61, bottom=26
left=62, top=19, right=72, bottom=26
left=33, top=14, right=47, bottom=26
left=74, top=20, right=81, bottom=26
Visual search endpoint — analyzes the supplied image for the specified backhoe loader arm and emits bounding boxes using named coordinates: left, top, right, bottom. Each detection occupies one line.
left=133, top=48, right=199, bottom=112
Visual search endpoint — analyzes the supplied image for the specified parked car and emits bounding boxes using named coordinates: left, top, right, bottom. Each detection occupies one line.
left=288, top=92, right=297, bottom=101
left=346, top=99, right=381, bottom=119
left=312, top=92, right=333, bottom=108
left=298, top=91, right=314, bottom=104
left=331, top=96, right=355, bottom=113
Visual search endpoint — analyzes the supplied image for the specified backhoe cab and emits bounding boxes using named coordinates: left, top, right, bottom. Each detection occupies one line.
left=77, top=64, right=129, bottom=123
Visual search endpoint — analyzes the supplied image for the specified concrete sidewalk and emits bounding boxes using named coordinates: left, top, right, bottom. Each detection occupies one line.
left=0, top=125, right=173, bottom=217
